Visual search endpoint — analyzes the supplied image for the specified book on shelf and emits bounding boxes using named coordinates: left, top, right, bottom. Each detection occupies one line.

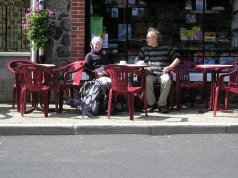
left=118, top=24, right=131, bottom=41
left=194, top=52, right=204, bottom=64
left=116, top=0, right=127, bottom=4
left=204, top=57, right=216, bottom=64
left=204, top=32, right=216, bottom=42
left=192, top=26, right=200, bottom=32
left=128, top=0, right=136, bottom=4
left=180, top=28, right=194, bottom=40
left=196, top=0, right=206, bottom=10
left=111, top=8, right=118, bottom=18
left=220, top=57, right=236, bottom=64
left=132, top=8, right=145, bottom=17
left=216, top=32, right=230, bottom=42
left=185, top=14, right=197, bottom=24
left=194, top=32, right=202, bottom=40
left=105, top=0, right=113, bottom=4
left=185, top=0, right=192, bottom=10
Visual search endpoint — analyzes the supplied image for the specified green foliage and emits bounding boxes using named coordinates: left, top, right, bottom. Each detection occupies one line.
left=23, top=4, right=55, bottom=49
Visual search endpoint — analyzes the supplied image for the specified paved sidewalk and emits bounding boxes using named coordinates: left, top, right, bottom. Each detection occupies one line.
left=0, top=104, right=237, bottom=135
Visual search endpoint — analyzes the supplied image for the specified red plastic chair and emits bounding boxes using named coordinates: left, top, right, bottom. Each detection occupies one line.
left=53, top=61, right=86, bottom=113
left=7, top=60, right=36, bottom=111
left=105, top=65, right=148, bottom=120
left=214, top=69, right=238, bottom=117
left=174, top=60, right=207, bottom=110
left=223, top=61, right=238, bottom=72
left=16, top=64, right=58, bottom=117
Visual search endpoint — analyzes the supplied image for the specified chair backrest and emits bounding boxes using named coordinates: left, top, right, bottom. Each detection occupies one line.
left=16, top=64, right=55, bottom=91
left=71, top=61, right=86, bottom=85
left=105, top=64, right=145, bottom=91
left=223, top=61, right=238, bottom=72
left=8, top=60, right=36, bottom=73
left=175, top=60, right=198, bottom=83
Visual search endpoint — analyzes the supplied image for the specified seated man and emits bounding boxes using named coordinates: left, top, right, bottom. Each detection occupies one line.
left=135, top=27, right=182, bottom=113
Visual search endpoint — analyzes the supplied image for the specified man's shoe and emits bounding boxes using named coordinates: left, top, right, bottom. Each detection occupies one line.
left=159, top=106, right=169, bottom=113
left=148, top=104, right=157, bottom=112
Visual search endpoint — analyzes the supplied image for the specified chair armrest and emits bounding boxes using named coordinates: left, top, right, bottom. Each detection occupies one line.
left=8, top=65, right=15, bottom=73
left=53, top=64, right=72, bottom=73
left=219, top=70, right=238, bottom=83
left=53, top=65, right=85, bottom=84
left=62, top=65, right=85, bottom=84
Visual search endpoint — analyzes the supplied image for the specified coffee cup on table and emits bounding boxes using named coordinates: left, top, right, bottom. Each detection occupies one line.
left=119, top=61, right=127, bottom=65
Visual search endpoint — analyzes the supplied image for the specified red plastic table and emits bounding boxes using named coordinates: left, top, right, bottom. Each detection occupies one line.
left=196, top=64, right=233, bottom=113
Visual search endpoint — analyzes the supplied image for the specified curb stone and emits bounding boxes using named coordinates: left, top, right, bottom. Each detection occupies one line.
left=0, top=124, right=238, bottom=135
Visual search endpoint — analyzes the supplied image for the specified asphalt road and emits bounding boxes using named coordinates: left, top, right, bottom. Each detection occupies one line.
left=0, top=134, right=238, bottom=178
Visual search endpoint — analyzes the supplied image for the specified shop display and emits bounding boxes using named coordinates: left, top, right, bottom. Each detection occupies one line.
left=89, top=0, right=237, bottom=64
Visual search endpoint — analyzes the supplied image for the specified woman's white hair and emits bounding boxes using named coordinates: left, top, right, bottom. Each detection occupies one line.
left=91, top=36, right=103, bottom=46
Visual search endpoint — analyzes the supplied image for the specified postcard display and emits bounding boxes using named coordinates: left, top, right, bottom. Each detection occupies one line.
left=89, top=0, right=238, bottom=64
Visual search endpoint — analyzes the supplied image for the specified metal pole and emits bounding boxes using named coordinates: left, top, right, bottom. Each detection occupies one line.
left=38, top=0, right=44, bottom=63
left=31, top=0, right=37, bottom=62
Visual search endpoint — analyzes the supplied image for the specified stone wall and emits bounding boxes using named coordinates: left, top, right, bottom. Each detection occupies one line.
left=0, top=52, right=31, bottom=103
left=44, top=0, right=85, bottom=67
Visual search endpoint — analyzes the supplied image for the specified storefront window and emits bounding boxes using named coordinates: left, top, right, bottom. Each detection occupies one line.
left=0, top=0, right=30, bottom=52
left=87, top=0, right=238, bottom=64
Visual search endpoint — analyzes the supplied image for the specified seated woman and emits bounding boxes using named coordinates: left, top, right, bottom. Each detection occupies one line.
left=65, top=36, right=113, bottom=116
left=84, top=36, right=111, bottom=88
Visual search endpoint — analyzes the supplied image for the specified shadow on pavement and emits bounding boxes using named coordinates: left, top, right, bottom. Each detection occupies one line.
left=0, top=105, right=13, bottom=120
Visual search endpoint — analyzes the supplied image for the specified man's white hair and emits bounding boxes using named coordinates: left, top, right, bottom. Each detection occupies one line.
left=91, top=36, right=103, bottom=46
